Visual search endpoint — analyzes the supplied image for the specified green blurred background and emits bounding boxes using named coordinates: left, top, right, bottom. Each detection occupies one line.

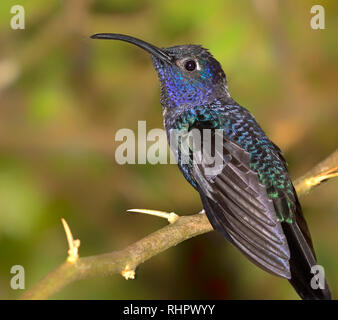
left=0, top=0, right=337, bottom=299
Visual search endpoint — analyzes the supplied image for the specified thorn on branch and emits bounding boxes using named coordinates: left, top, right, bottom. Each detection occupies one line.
left=61, top=218, right=80, bottom=263
left=127, top=209, right=179, bottom=224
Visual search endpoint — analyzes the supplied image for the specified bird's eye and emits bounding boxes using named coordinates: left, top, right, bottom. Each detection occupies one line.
left=184, top=60, right=197, bottom=71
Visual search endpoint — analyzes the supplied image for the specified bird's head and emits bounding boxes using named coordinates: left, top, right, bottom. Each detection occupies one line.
left=91, top=33, right=230, bottom=108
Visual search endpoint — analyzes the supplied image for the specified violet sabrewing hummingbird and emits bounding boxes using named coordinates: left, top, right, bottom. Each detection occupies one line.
left=90, top=33, right=331, bottom=300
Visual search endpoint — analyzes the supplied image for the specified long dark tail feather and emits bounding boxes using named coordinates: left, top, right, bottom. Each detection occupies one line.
left=273, top=186, right=332, bottom=300
left=277, top=192, right=331, bottom=299
left=282, top=222, right=332, bottom=300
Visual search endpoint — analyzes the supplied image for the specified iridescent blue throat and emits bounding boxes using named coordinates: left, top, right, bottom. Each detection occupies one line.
left=152, top=58, right=225, bottom=108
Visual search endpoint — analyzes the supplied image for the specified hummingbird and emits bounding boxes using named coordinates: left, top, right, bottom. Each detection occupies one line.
left=90, top=33, right=331, bottom=300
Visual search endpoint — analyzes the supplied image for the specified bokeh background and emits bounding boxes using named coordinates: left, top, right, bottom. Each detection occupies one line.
left=0, top=0, right=337, bottom=299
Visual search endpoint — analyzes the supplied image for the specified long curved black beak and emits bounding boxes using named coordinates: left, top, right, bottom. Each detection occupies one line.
left=90, top=33, right=173, bottom=65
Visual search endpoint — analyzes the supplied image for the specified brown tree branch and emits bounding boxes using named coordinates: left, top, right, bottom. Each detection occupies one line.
left=21, top=149, right=338, bottom=300
left=294, top=149, right=338, bottom=196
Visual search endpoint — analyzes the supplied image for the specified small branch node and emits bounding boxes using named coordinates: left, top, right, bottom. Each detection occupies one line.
left=121, top=266, right=136, bottom=280
left=127, top=209, right=179, bottom=224
left=167, top=212, right=179, bottom=224
left=305, top=167, right=338, bottom=188
left=61, top=218, right=80, bottom=263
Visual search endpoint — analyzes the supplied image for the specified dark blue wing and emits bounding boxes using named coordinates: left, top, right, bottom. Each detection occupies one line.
left=191, top=134, right=291, bottom=278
